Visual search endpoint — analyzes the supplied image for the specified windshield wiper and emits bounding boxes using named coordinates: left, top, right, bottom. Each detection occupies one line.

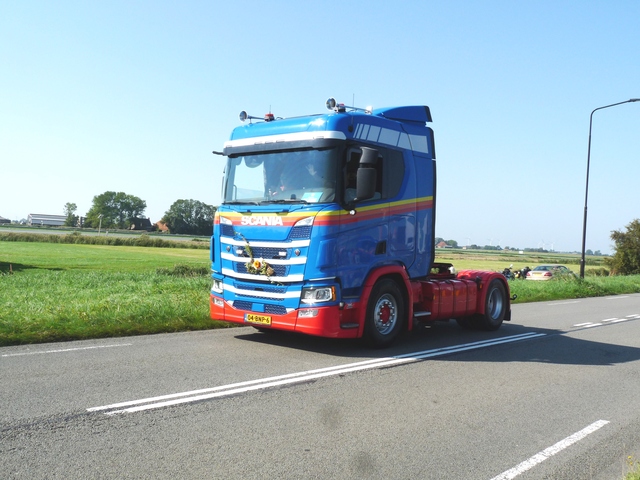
left=223, top=201, right=260, bottom=205
left=261, top=199, right=309, bottom=205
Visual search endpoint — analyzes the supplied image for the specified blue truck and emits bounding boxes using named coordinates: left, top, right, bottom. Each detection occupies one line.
left=210, top=98, right=511, bottom=347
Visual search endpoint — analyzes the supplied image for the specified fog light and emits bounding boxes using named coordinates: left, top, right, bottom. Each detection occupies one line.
left=298, top=309, right=319, bottom=318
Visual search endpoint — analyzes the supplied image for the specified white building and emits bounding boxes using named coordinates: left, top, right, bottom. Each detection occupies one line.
left=27, top=214, right=66, bottom=227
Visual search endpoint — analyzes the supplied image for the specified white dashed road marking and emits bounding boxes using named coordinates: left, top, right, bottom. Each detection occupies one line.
left=2, top=343, right=133, bottom=357
left=489, top=420, right=610, bottom=480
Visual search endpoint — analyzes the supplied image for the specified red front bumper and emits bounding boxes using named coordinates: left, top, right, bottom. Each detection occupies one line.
left=210, top=295, right=361, bottom=339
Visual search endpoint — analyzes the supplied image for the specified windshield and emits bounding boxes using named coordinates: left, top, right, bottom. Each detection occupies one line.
left=223, top=148, right=338, bottom=204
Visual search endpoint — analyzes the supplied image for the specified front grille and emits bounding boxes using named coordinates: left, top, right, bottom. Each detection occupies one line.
left=234, top=263, right=287, bottom=277
left=288, top=226, right=312, bottom=240
left=265, top=305, right=287, bottom=315
left=221, top=224, right=235, bottom=237
left=240, top=246, right=284, bottom=260
left=235, top=282, right=287, bottom=294
left=233, top=300, right=252, bottom=311
left=232, top=300, right=287, bottom=316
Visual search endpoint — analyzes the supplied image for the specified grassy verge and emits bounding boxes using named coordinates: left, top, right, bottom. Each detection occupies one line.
left=1, top=240, right=639, bottom=347
left=509, top=275, right=640, bottom=303
left=0, top=268, right=219, bottom=345
left=625, top=456, right=640, bottom=480
left=0, top=241, right=227, bottom=346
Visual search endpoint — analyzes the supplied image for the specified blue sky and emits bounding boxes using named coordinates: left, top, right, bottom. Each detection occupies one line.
left=1, top=1, right=638, bottom=254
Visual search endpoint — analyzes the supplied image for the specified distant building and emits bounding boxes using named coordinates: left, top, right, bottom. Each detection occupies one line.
left=27, top=214, right=66, bottom=227
left=130, top=217, right=153, bottom=231
left=0, top=216, right=10, bottom=224
left=155, top=221, right=169, bottom=232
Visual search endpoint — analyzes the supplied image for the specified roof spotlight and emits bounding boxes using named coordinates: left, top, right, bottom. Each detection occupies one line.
left=326, top=98, right=337, bottom=110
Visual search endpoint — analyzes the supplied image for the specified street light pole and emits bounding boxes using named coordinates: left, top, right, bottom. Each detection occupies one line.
left=580, top=98, right=640, bottom=279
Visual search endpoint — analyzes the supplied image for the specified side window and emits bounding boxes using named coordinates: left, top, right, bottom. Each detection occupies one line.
left=343, top=146, right=404, bottom=202
left=344, top=149, right=361, bottom=203
left=382, top=148, right=404, bottom=198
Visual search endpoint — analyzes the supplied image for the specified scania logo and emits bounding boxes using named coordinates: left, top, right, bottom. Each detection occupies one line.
left=240, top=215, right=284, bottom=226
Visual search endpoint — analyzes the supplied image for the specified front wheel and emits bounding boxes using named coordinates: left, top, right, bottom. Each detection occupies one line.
left=474, top=279, right=507, bottom=331
left=363, top=279, right=405, bottom=348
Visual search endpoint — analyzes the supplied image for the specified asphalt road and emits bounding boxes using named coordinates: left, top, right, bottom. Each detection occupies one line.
left=2, top=294, right=640, bottom=479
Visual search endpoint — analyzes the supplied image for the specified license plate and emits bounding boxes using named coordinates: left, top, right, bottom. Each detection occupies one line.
left=245, top=314, right=272, bottom=326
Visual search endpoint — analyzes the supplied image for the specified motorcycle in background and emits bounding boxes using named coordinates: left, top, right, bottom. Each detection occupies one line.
left=502, top=265, right=531, bottom=280
left=502, top=264, right=514, bottom=280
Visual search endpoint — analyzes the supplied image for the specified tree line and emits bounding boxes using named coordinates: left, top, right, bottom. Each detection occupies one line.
left=606, top=219, right=640, bottom=275
left=63, top=191, right=216, bottom=236
left=62, top=194, right=640, bottom=274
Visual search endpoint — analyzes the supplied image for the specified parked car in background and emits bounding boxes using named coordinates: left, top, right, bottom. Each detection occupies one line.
left=526, top=264, right=575, bottom=281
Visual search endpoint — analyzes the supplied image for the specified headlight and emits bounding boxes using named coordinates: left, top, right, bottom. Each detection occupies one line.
left=294, top=216, right=314, bottom=227
left=301, top=286, right=335, bottom=304
left=211, top=279, right=224, bottom=294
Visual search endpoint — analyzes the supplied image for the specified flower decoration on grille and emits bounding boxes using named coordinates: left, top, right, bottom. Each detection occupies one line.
left=246, top=257, right=275, bottom=277
left=236, top=233, right=276, bottom=281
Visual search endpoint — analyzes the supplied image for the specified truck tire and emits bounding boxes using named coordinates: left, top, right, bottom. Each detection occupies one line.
left=474, top=279, right=507, bottom=331
left=363, top=279, right=405, bottom=348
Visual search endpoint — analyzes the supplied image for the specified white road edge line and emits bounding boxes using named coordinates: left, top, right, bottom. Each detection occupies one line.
left=489, top=420, right=610, bottom=480
left=574, top=315, right=638, bottom=328
left=88, top=332, right=545, bottom=415
left=2, top=343, right=133, bottom=357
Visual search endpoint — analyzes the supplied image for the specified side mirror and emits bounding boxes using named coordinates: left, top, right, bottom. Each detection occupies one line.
left=354, top=147, right=378, bottom=202
left=355, top=168, right=376, bottom=202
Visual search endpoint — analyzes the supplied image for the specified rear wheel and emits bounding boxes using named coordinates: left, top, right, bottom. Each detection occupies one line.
left=363, top=279, right=405, bottom=348
left=474, top=279, right=507, bottom=331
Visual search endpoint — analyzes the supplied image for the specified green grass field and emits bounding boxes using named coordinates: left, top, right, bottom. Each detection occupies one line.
left=2, top=240, right=639, bottom=347
left=2, top=241, right=209, bottom=272
left=0, top=241, right=219, bottom=346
